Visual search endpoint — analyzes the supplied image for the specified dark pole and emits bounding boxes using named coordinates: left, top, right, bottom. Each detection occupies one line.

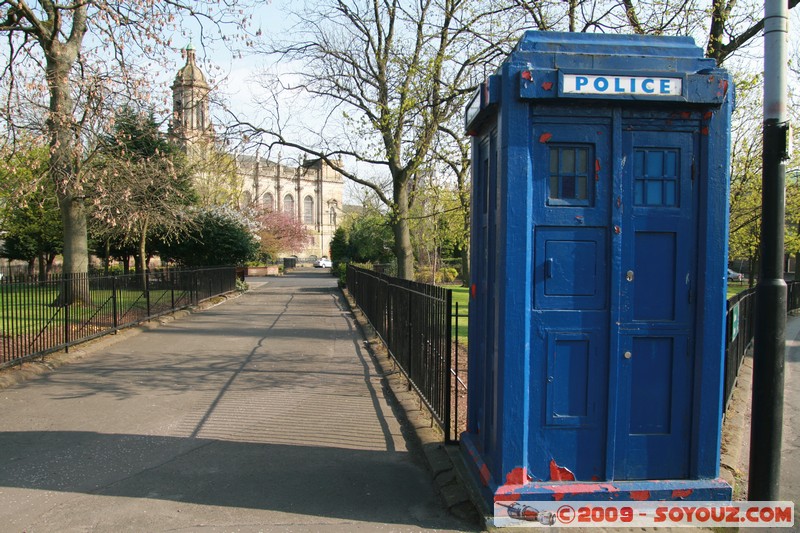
left=749, top=1, right=790, bottom=501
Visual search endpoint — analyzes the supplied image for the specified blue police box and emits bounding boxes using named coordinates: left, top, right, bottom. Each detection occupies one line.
left=463, top=31, right=734, bottom=507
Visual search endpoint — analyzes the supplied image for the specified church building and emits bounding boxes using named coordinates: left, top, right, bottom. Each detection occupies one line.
left=170, top=45, right=344, bottom=259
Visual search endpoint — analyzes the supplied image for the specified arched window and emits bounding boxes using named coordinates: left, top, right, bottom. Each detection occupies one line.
left=263, top=192, right=274, bottom=211
left=283, top=194, right=294, bottom=214
left=304, top=196, right=314, bottom=224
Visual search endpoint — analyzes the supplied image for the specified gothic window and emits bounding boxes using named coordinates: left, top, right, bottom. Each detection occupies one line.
left=284, top=194, right=294, bottom=214
left=264, top=193, right=274, bottom=211
left=304, top=196, right=314, bottom=224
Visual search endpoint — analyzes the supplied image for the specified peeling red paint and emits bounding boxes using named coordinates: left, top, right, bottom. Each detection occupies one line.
left=545, top=483, right=620, bottom=500
left=470, top=283, right=476, bottom=299
left=505, top=467, right=529, bottom=485
left=672, top=489, right=693, bottom=499
left=595, top=159, right=601, bottom=181
left=539, top=132, right=553, bottom=143
left=631, top=490, right=650, bottom=501
left=541, top=81, right=553, bottom=91
left=708, top=75, right=715, bottom=83
left=720, top=79, right=729, bottom=95
left=704, top=111, right=713, bottom=120
left=549, top=460, right=576, bottom=481
left=479, top=464, right=490, bottom=486
left=680, top=111, right=691, bottom=120
left=522, top=70, right=533, bottom=81
left=494, top=467, right=529, bottom=502
left=591, top=476, right=599, bottom=481
left=701, top=126, right=709, bottom=136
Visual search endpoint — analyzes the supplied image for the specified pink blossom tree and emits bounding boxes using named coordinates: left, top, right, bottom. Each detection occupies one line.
left=257, top=209, right=311, bottom=260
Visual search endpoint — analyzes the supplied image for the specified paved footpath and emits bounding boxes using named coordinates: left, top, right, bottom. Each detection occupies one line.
left=779, top=315, right=800, bottom=510
left=0, top=269, right=475, bottom=532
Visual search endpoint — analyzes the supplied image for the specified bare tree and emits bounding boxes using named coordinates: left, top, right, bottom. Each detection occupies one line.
left=0, top=1, right=255, bottom=301
left=233, top=0, right=523, bottom=279
left=507, top=0, right=799, bottom=65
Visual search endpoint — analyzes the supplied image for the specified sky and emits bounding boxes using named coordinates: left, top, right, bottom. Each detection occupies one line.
left=153, top=1, right=800, bottom=190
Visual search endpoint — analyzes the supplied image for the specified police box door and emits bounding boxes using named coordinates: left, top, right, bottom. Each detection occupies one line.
left=613, top=127, right=697, bottom=480
left=531, top=117, right=697, bottom=481
left=530, top=119, right=611, bottom=482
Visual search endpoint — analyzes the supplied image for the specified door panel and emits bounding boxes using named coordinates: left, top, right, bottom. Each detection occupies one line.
left=633, top=231, right=676, bottom=321
left=614, top=130, right=697, bottom=480
left=535, top=227, right=608, bottom=310
left=529, top=121, right=610, bottom=482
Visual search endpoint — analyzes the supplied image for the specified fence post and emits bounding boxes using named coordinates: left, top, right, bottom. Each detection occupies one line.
left=112, top=274, right=118, bottom=332
left=451, top=300, right=458, bottom=444
left=63, top=275, right=70, bottom=353
left=407, top=288, right=413, bottom=391
left=1, top=277, right=7, bottom=364
left=145, top=271, right=151, bottom=317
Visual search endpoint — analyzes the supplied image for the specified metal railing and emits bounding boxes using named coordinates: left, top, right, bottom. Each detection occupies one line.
left=451, top=301, right=469, bottom=443
left=0, top=267, right=236, bottom=369
left=348, top=265, right=800, bottom=442
left=347, top=265, right=453, bottom=441
left=724, top=286, right=756, bottom=410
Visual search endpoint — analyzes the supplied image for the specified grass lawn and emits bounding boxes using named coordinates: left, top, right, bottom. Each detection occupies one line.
left=727, top=282, right=752, bottom=299
left=450, top=286, right=469, bottom=345
left=0, top=285, right=175, bottom=335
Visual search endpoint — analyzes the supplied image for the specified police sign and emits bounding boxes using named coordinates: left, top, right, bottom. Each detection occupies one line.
left=563, top=74, right=682, bottom=97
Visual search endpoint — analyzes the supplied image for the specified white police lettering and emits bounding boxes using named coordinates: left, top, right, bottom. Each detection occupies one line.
left=563, top=74, right=682, bottom=96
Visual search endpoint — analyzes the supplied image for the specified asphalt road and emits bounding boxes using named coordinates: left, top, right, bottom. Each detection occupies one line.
left=0, top=269, right=475, bottom=532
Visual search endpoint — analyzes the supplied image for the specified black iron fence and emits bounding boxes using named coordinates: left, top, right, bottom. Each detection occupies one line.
left=347, top=264, right=800, bottom=442
left=723, top=281, right=800, bottom=414
left=724, top=287, right=756, bottom=410
left=346, top=265, right=453, bottom=440
left=0, top=267, right=236, bottom=369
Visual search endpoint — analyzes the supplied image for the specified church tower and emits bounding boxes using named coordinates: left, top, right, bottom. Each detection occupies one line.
left=170, top=44, right=212, bottom=154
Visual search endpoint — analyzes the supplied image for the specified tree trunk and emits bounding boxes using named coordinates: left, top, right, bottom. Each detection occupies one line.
left=795, top=251, right=800, bottom=281
left=46, top=253, right=56, bottom=275
left=392, top=182, right=414, bottom=280
left=38, top=252, right=46, bottom=282
left=56, top=193, right=91, bottom=304
left=460, top=245, right=469, bottom=288
left=104, top=240, right=111, bottom=276
left=138, top=221, right=149, bottom=290
left=47, top=34, right=90, bottom=305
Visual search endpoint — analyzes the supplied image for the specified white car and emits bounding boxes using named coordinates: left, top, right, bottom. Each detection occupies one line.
left=314, top=257, right=333, bottom=268
left=727, top=269, right=744, bottom=282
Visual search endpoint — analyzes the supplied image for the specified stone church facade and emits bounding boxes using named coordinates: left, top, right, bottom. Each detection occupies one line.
left=170, top=46, right=344, bottom=259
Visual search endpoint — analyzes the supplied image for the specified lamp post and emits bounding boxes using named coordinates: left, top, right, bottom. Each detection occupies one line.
left=749, top=0, right=791, bottom=502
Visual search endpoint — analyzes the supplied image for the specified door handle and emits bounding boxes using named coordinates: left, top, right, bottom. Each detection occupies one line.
left=545, top=258, right=554, bottom=278
left=626, top=270, right=634, bottom=282
left=624, top=351, right=632, bottom=359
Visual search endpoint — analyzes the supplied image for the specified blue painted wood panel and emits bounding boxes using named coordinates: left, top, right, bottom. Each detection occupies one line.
left=529, top=120, right=610, bottom=482
left=615, top=129, right=697, bottom=480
